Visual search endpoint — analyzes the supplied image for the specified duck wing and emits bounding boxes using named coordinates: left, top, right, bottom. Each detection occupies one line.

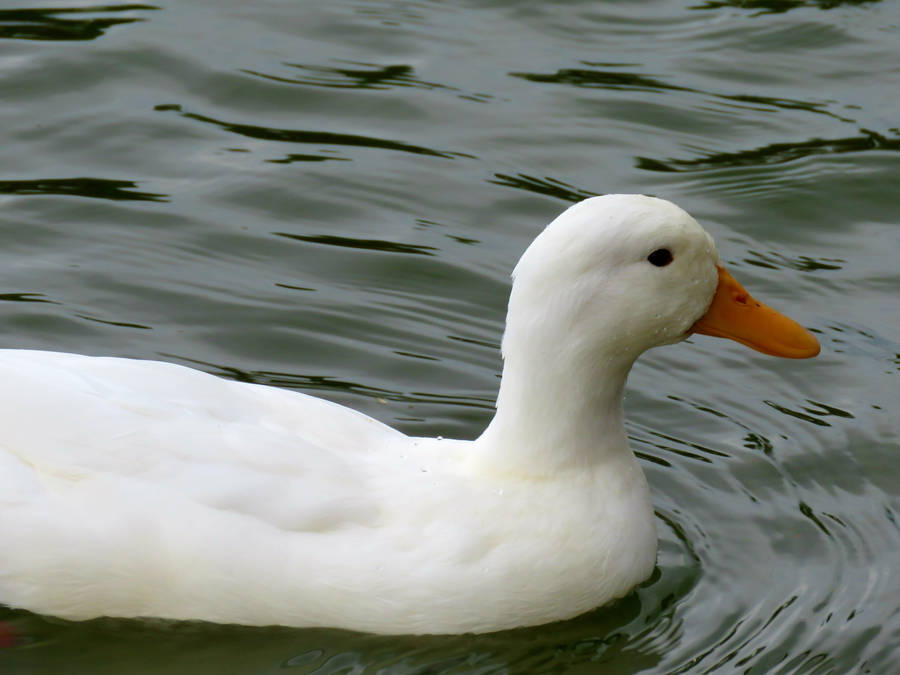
left=0, top=350, right=402, bottom=532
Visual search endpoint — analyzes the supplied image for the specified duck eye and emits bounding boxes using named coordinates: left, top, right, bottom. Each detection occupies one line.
left=647, top=248, right=673, bottom=267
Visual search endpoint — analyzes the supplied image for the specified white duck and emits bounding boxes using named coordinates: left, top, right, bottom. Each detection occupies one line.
left=0, top=195, right=819, bottom=635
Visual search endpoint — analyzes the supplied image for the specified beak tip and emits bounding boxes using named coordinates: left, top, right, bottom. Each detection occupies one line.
left=797, top=332, right=821, bottom=359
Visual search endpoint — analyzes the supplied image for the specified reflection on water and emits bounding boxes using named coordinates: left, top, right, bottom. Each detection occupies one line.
left=511, top=68, right=686, bottom=93
left=637, top=130, right=900, bottom=172
left=690, top=0, right=880, bottom=15
left=489, top=174, right=597, bottom=202
left=763, top=399, right=856, bottom=427
left=274, top=232, right=439, bottom=256
left=743, top=250, right=845, bottom=272
left=0, top=178, right=166, bottom=202
left=245, top=61, right=451, bottom=92
left=243, top=60, right=495, bottom=103
left=511, top=64, right=850, bottom=121
left=0, top=293, right=58, bottom=305
left=1, top=0, right=898, bottom=671
left=0, top=4, right=157, bottom=42
left=0, top=594, right=664, bottom=675
left=153, top=105, right=466, bottom=160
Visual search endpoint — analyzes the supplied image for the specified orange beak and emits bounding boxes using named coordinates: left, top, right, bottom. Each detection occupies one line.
left=690, top=266, right=820, bottom=358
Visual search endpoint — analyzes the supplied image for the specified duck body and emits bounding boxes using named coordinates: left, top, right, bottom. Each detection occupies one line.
left=0, top=349, right=655, bottom=634
left=0, top=195, right=818, bottom=634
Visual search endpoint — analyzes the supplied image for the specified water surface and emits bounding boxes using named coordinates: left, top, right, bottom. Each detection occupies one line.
left=1, top=0, right=898, bottom=672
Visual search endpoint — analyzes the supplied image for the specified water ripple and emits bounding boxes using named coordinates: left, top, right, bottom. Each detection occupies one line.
left=637, top=129, right=900, bottom=172
left=488, top=174, right=597, bottom=202
left=0, top=178, right=167, bottom=202
left=690, top=0, right=880, bottom=16
left=273, top=232, right=438, bottom=257
left=511, top=68, right=684, bottom=93
left=154, top=104, right=468, bottom=160
left=1, top=0, right=897, bottom=670
left=511, top=64, right=852, bottom=122
left=75, top=314, right=152, bottom=330
left=0, top=4, right=157, bottom=41
left=0, top=293, right=58, bottom=305
left=743, top=250, right=845, bottom=272
left=244, top=61, right=451, bottom=92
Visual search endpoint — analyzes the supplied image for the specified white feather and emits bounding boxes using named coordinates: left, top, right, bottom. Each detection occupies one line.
left=0, top=195, right=719, bottom=634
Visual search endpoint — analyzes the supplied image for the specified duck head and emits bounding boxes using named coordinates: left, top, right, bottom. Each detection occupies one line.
left=502, top=194, right=819, bottom=368
left=477, top=194, right=818, bottom=475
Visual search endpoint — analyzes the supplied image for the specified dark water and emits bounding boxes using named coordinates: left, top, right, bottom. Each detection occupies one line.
left=1, top=0, right=898, bottom=672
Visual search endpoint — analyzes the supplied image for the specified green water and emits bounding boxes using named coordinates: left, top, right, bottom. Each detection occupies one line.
left=1, top=0, right=898, bottom=672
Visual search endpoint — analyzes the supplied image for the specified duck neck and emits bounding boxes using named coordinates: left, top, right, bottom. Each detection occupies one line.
left=472, top=338, right=638, bottom=478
